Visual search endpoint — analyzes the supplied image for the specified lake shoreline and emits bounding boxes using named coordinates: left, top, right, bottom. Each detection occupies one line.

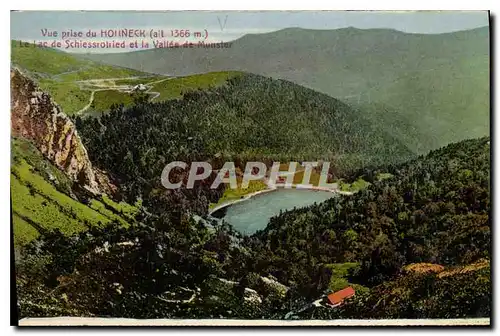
left=209, top=187, right=278, bottom=215
left=208, top=184, right=352, bottom=216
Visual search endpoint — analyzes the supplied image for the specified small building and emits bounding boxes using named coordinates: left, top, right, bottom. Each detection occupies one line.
left=132, top=84, right=147, bottom=91
left=326, top=286, right=355, bottom=307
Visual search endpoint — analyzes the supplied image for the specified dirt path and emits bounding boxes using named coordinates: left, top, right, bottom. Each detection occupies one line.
left=75, top=89, right=111, bottom=115
left=51, top=65, right=93, bottom=81
left=148, top=91, right=161, bottom=101
left=145, top=78, right=170, bottom=101
left=74, top=76, right=144, bottom=83
left=74, top=76, right=172, bottom=114
left=75, top=90, right=96, bottom=115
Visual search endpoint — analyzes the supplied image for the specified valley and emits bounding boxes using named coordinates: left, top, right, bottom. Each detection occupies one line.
left=84, top=26, right=490, bottom=154
left=10, top=20, right=490, bottom=323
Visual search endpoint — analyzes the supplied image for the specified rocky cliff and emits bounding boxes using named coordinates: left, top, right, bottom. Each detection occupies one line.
left=10, top=67, right=100, bottom=194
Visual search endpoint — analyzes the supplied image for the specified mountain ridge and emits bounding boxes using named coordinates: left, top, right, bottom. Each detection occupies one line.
left=81, top=26, right=489, bottom=154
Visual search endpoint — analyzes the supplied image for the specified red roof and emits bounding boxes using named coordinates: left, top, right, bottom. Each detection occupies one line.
left=327, top=286, right=355, bottom=305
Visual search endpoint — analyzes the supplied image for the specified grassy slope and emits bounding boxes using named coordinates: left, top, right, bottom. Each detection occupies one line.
left=91, top=90, right=135, bottom=111
left=11, top=138, right=139, bottom=246
left=37, top=79, right=92, bottom=115
left=84, top=26, right=490, bottom=154
left=209, top=179, right=268, bottom=210
left=11, top=40, right=144, bottom=78
left=89, top=71, right=242, bottom=112
left=11, top=40, right=151, bottom=115
left=11, top=40, right=94, bottom=75
left=11, top=41, right=242, bottom=116
left=151, top=71, right=243, bottom=102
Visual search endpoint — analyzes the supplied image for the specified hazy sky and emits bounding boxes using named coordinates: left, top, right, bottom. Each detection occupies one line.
left=11, top=11, right=489, bottom=53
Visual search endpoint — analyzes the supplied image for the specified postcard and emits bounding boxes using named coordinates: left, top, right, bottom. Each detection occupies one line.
left=10, top=10, right=490, bottom=327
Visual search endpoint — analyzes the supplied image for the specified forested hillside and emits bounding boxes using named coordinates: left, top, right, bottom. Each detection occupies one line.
left=15, top=136, right=490, bottom=320
left=11, top=39, right=490, bottom=323
left=77, top=73, right=412, bottom=206
left=296, top=260, right=490, bottom=319
left=84, top=26, right=490, bottom=154
left=242, top=137, right=490, bottom=300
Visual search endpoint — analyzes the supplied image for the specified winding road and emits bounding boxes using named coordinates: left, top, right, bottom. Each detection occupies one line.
left=72, top=76, right=172, bottom=115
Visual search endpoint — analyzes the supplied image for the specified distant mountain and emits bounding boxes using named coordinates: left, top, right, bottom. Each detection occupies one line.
left=83, top=27, right=490, bottom=154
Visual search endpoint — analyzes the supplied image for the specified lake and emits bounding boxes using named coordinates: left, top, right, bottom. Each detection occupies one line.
left=211, top=188, right=336, bottom=235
